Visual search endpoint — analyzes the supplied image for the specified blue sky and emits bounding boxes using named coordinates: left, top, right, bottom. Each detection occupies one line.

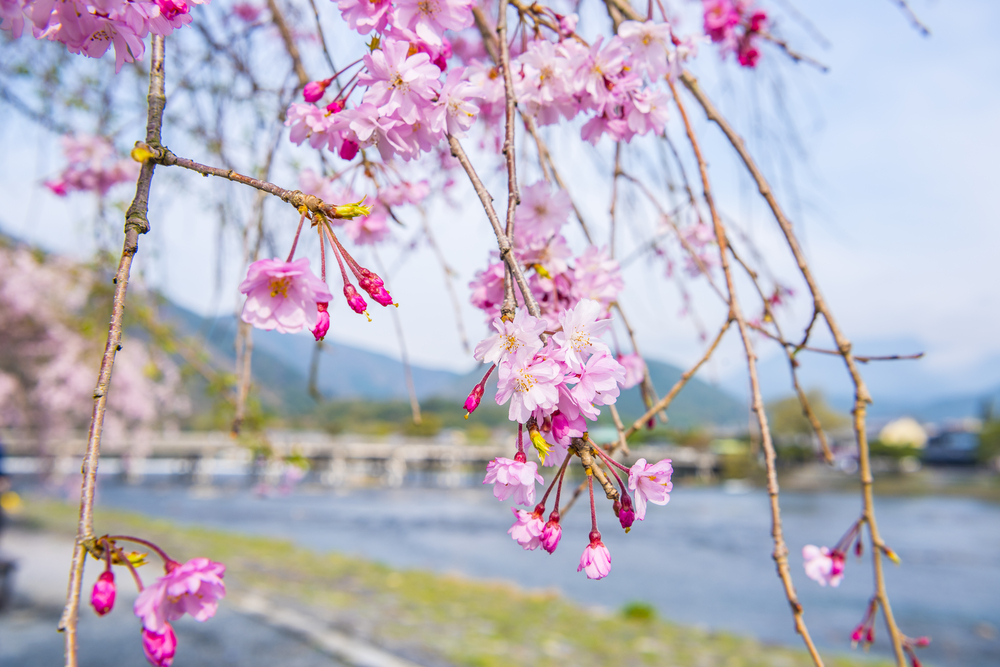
left=1, top=0, right=997, bottom=404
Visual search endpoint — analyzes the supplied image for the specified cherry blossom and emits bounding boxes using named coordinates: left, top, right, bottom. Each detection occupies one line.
left=483, top=456, right=544, bottom=506
left=578, top=531, right=612, bottom=580
left=393, top=0, right=473, bottom=46
left=552, top=299, right=612, bottom=369
left=618, top=20, right=673, bottom=78
left=90, top=571, right=116, bottom=616
left=142, top=624, right=177, bottom=667
left=495, top=347, right=563, bottom=423
left=473, top=309, right=545, bottom=366
left=337, top=0, right=391, bottom=34
left=239, top=258, right=333, bottom=334
left=628, top=458, right=674, bottom=521
left=802, top=545, right=845, bottom=587
left=541, top=515, right=562, bottom=553
left=133, top=557, right=227, bottom=633
left=617, top=353, right=646, bottom=390
left=508, top=507, right=545, bottom=550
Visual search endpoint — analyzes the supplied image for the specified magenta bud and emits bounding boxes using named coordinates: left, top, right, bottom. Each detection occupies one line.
left=142, top=624, right=178, bottom=667
left=90, top=570, right=116, bottom=616
left=326, top=99, right=345, bottom=114
left=339, top=139, right=358, bottom=160
left=464, top=383, right=484, bottom=415
left=588, top=530, right=603, bottom=546
left=343, top=284, right=368, bottom=316
left=370, top=286, right=394, bottom=307
left=749, top=10, right=767, bottom=32
left=155, top=0, right=188, bottom=19
left=514, top=451, right=527, bottom=464
left=851, top=625, right=864, bottom=644
left=303, top=79, right=331, bottom=103
left=312, top=302, right=330, bottom=341
left=618, top=498, right=635, bottom=530
left=914, top=637, right=930, bottom=648
left=541, top=518, right=562, bottom=554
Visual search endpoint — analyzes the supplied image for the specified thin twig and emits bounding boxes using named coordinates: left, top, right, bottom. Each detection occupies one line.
left=266, top=0, right=310, bottom=86
left=888, top=0, right=931, bottom=36
left=624, top=318, right=731, bottom=439
left=446, top=135, right=541, bottom=318
left=58, top=35, right=166, bottom=667
left=759, top=32, right=829, bottom=72
left=670, top=77, right=824, bottom=667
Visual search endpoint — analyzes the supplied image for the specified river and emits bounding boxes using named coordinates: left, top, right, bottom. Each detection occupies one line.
left=49, top=479, right=1000, bottom=666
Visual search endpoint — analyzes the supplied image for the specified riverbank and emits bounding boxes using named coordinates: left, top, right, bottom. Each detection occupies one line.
left=775, top=464, right=1000, bottom=502
left=4, top=498, right=887, bottom=667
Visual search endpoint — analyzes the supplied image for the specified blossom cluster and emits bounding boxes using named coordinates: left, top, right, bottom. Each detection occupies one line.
left=87, top=535, right=225, bottom=667
left=44, top=135, right=139, bottom=197
left=1, top=0, right=206, bottom=71
left=702, top=0, right=768, bottom=67
left=469, top=181, right=624, bottom=331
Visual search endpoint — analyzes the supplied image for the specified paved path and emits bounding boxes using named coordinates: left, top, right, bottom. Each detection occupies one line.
left=0, top=528, right=425, bottom=667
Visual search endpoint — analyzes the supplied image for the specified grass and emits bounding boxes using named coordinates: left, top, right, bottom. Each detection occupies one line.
left=18, top=498, right=889, bottom=667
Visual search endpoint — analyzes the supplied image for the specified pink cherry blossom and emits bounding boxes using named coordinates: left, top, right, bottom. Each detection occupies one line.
left=571, top=246, right=624, bottom=308
left=541, top=516, right=562, bottom=553
left=379, top=180, right=430, bottom=207
left=90, top=570, right=116, bottom=616
left=359, top=39, right=442, bottom=124
left=474, top=308, right=546, bottom=365
left=578, top=531, right=611, bottom=580
left=617, top=353, right=646, bottom=390
left=618, top=20, right=672, bottom=78
left=239, top=258, right=333, bottom=334
left=337, top=0, right=391, bottom=34
left=508, top=507, right=545, bottom=550
left=134, top=558, right=226, bottom=633
left=393, top=0, right=473, bottom=47
left=142, top=624, right=177, bottom=667
left=568, top=351, right=625, bottom=412
left=802, top=545, right=845, bottom=587
left=435, top=66, right=480, bottom=136
left=552, top=299, right=612, bottom=369
left=495, top=348, right=563, bottom=423
left=515, top=181, right=572, bottom=246
left=343, top=207, right=390, bottom=245
left=483, top=456, right=543, bottom=506
left=312, top=302, right=330, bottom=341
left=628, top=458, right=673, bottom=520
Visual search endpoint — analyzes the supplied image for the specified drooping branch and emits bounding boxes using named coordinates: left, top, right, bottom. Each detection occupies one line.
left=446, top=134, right=541, bottom=318
left=58, top=35, right=167, bottom=667
left=670, top=77, right=824, bottom=667
left=679, top=69, right=909, bottom=665
left=266, top=0, right=310, bottom=86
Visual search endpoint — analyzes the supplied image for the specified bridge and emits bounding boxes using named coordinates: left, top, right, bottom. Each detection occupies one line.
left=2, top=431, right=718, bottom=487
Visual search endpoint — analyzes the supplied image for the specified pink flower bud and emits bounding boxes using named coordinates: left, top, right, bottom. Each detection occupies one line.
left=142, top=624, right=178, bottom=667
left=303, top=79, right=331, bottom=103
left=749, top=10, right=767, bottom=33
left=464, top=383, right=484, bottom=415
left=370, top=286, right=394, bottom=307
left=326, top=99, right=345, bottom=114
left=91, top=570, right=116, bottom=616
left=618, top=496, right=635, bottom=531
left=155, top=0, right=189, bottom=19
left=578, top=531, right=611, bottom=580
left=541, top=514, right=561, bottom=554
left=914, top=637, right=930, bottom=648
left=851, top=624, right=865, bottom=644
left=339, top=139, right=359, bottom=160
left=343, top=284, right=368, bottom=316
left=312, top=302, right=330, bottom=341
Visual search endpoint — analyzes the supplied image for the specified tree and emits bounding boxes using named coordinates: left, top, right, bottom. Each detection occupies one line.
left=0, top=1, right=934, bottom=665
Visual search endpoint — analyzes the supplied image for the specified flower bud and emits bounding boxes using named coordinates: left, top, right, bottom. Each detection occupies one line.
left=850, top=624, right=865, bottom=645
left=303, top=78, right=332, bottom=103
left=749, top=10, right=767, bottom=33
left=339, top=139, right=359, bottom=160
left=91, top=570, right=116, bottom=616
left=142, top=624, right=178, bottom=667
left=528, top=427, right=551, bottom=464
left=343, top=284, right=369, bottom=317
left=541, top=516, right=562, bottom=554
left=311, top=302, right=330, bottom=341
left=464, top=383, right=484, bottom=417
left=326, top=99, right=345, bottom=114
left=914, top=636, right=930, bottom=648
left=370, top=286, right=395, bottom=307
left=618, top=496, right=635, bottom=532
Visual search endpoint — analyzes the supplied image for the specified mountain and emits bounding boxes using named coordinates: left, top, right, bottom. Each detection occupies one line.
left=158, top=301, right=745, bottom=428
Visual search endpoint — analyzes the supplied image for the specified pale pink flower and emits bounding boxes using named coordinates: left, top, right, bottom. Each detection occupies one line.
left=578, top=532, right=612, bottom=579
left=568, top=351, right=625, bottom=410
left=495, top=348, right=563, bottom=423
left=617, top=353, right=645, bottom=390
left=483, top=456, right=543, bottom=506
left=90, top=570, right=116, bottom=616
left=552, top=299, right=612, bottom=369
left=508, top=507, right=545, bottom=550
left=379, top=180, right=430, bottom=207
left=337, top=0, right=391, bottom=34
left=618, top=20, right=672, bottom=78
left=474, top=308, right=545, bottom=365
left=626, top=87, right=670, bottom=136
left=142, top=624, right=177, bottom=667
left=344, top=207, right=390, bottom=245
left=393, top=0, right=472, bottom=47
left=571, top=246, right=623, bottom=308
left=239, top=258, right=333, bottom=334
left=231, top=2, right=261, bottom=21
left=515, top=181, right=571, bottom=245
left=360, top=39, right=442, bottom=124
left=628, top=457, right=673, bottom=520
left=435, top=66, right=480, bottom=136
left=802, top=545, right=845, bottom=587
left=541, top=516, right=562, bottom=553
left=469, top=261, right=506, bottom=320
left=134, top=558, right=226, bottom=633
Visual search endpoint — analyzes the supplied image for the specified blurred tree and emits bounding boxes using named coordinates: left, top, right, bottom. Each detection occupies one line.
left=767, top=391, right=849, bottom=438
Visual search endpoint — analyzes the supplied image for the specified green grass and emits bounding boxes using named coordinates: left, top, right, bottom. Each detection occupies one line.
left=19, top=498, right=888, bottom=667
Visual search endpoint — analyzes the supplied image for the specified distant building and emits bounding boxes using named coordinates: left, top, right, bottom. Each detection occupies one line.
left=922, top=430, right=979, bottom=466
left=878, top=417, right=928, bottom=448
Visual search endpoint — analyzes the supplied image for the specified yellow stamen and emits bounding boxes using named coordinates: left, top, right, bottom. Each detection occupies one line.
left=269, top=276, right=293, bottom=298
